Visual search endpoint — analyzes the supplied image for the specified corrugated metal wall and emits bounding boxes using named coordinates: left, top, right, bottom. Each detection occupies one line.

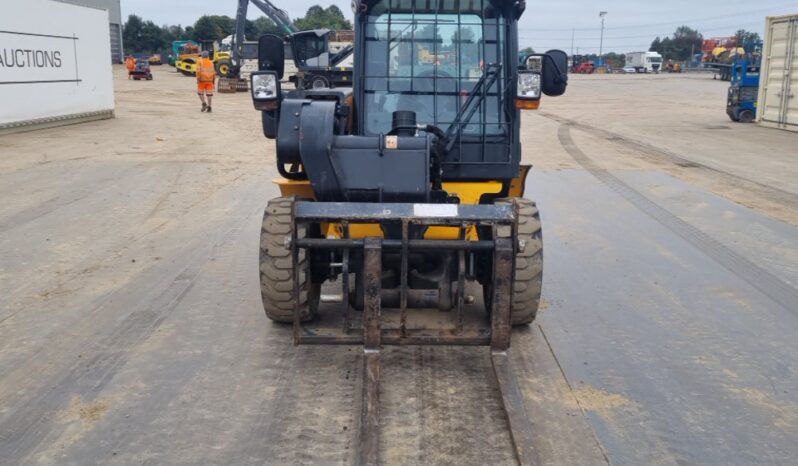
left=52, top=0, right=123, bottom=63
left=109, top=23, right=122, bottom=63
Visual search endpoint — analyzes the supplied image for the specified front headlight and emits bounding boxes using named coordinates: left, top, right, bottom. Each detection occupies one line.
left=251, top=71, right=280, bottom=110
left=252, top=72, right=278, bottom=100
left=517, top=71, right=541, bottom=99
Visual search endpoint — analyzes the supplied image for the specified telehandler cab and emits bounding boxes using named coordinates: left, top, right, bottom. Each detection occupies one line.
left=250, top=0, right=567, bottom=463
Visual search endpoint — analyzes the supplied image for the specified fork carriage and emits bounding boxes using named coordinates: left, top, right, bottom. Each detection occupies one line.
left=288, top=200, right=538, bottom=465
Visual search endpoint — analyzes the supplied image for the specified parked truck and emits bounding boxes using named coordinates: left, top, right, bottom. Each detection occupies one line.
left=570, top=55, right=594, bottom=74
left=625, top=51, right=663, bottom=73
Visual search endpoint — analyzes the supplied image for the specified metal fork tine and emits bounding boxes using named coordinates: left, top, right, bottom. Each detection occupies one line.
left=456, top=223, right=467, bottom=333
left=342, top=221, right=351, bottom=333
left=400, top=220, right=409, bottom=337
left=358, top=237, right=382, bottom=466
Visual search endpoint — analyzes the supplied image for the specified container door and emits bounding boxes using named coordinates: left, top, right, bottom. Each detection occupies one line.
left=785, top=19, right=798, bottom=128
left=760, top=17, right=797, bottom=130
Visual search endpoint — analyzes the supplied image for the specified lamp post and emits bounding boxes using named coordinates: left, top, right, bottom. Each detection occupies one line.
left=599, top=11, right=607, bottom=68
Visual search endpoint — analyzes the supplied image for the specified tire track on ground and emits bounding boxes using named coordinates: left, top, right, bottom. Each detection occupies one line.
left=411, top=346, right=515, bottom=465
left=240, top=344, right=360, bottom=465
left=378, top=346, right=422, bottom=465
left=0, top=163, right=149, bottom=234
left=557, top=124, right=798, bottom=315
left=542, top=113, right=798, bottom=207
left=0, top=167, right=252, bottom=326
left=0, top=183, right=265, bottom=462
left=66, top=223, right=260, bottom=465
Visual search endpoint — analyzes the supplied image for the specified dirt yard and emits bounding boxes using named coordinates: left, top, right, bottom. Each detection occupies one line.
left=1, top=65, right=797, bottom=465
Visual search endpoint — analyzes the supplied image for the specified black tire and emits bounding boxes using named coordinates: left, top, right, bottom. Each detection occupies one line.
left=260, top=196, right=320, bottom=323
left=310, top=75, right=329, bottom=89
left=738, top=109, right=755, bottom=123
left=483, top=198, right=543, bottom=325
left=215, top=59, right=233, bottom=78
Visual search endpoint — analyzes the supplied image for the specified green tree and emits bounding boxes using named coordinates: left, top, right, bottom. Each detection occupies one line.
left=253, top=17, right=283, bottom=36
left=650, top=26, right=701, bottom=61
left=520, top=46, right=535, bottom=55
left=140, top=20, right=166, bottom=51
left=293, top=5, right=353, bottom=30
left=649, top=36, right=662, bottom=53
left=192, top=15, right=235, bottom=41
left=123, top=14, right=169, bottom=53
left=604, top=52, right=625, bottom=67
left=668, top=25, right=702, bottom=61
left=735, top=29, right=761, bottom=48
left=123, top=15, right=145, bottom=52
left=244, top=19, right=259, bottom=39
left=162, top=25, right=187, bottom=42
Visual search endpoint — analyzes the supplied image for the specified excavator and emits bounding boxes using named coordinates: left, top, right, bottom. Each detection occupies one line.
left=222, top=0, right=354, bottom=90
left=248, top=0, right=569, bottom=463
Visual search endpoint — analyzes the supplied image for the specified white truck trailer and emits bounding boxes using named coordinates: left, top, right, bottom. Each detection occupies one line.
left=626, top=51, right=663, bottom=73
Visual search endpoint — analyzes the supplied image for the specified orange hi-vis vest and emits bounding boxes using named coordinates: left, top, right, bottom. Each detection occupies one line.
left=197, top=58, right=216, bottom=82
left=126, top=57, right=136, bottom=70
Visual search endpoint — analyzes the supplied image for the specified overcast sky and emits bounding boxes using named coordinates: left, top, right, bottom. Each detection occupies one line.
left=121, top=0, right=798, bottom=53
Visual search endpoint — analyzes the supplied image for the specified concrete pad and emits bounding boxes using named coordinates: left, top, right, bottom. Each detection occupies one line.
left=529, top=169, right=798, bottom=466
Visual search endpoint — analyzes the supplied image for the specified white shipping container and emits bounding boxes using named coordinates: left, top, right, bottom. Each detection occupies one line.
left=0, top=0, right=114, bottom=133
left=757, top=13, right=798, bottom=132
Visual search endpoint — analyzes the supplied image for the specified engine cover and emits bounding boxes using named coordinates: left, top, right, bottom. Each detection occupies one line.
left=330, top=135, right=430, bottom=202
left=279, top=98, right=430, bottom=202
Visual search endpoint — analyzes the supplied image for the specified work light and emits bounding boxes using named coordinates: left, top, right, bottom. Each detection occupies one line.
left=517, top=71, right=541, bottom=99
left=251, top=71, right=280, bottom=110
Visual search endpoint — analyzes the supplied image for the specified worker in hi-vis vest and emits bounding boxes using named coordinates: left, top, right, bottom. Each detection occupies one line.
left=126, top=56, right=136, bottom=80
left=196, top=51, right=216, bottom=113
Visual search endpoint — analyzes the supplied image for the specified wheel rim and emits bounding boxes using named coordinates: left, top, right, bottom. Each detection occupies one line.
left=219, top=64, right=229, bottom=75
left=312, top=78, right=326, bottom=89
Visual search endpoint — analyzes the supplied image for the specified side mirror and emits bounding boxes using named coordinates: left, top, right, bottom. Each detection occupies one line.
left=258, top=34, right=285, bottom=79
left=542, top=49, right=568, bottom=97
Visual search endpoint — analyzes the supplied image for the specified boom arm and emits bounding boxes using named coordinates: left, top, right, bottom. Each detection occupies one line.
left=231, top=0, right=297, bottom=69
left=250, top=0, right=297, bottom=35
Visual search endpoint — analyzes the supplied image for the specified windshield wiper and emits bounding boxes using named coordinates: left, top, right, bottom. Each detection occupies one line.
left=413, top=63, right=501, bottom=196
left=427, top=63, right=501, bottom=155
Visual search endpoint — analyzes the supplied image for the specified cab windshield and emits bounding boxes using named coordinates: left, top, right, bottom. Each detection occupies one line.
left=243, top=43, right=258, bottom=60
left=363, top=0, right=508, bottom=137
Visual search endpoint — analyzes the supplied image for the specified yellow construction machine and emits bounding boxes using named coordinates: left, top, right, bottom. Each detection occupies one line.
left=248, top=0, right=569, bottom=462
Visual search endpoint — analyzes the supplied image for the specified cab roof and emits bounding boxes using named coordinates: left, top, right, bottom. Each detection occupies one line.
left=355, top=0, right=525, bottom=19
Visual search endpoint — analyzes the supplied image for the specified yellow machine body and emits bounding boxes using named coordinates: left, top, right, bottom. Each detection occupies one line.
left=273, top=165, right=530, bottom=240
left=175, top=48, right=230, bottom=75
